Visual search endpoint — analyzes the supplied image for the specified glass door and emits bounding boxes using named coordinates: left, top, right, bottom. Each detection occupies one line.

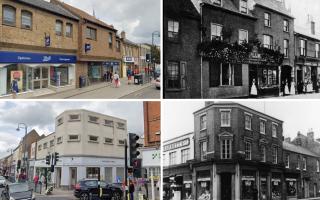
left=31, top=67, right=49, bottom=90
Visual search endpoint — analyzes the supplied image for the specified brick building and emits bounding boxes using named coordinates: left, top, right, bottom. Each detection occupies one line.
left=163, top=0, right=201, bottom=98
left=121, top=31, right=140, bottom=78
left=143, top=101, right=160, bottom=148
left=51, top=0, right=123, bottom=86
left=294, top=20, right=320, bottom=94
left=0, top=0, right=79, bottom=97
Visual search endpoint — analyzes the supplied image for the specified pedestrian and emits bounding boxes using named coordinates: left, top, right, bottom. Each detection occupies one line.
left=110, top=72, right=114, bottom=83
left=106, top=71, right=110, bottom=82
left=127, top=68, right=132, bottom=85
left=103, top=72, right=107, bottom=82
left=250, top=79, right=258, bottom=98
left=11, top=78, right=19, bottom=99
left=113, top=72, right=120, bottom=88
left=33, top=174, right=39, bottom=192
left=129, top=180, right=135, bottom=200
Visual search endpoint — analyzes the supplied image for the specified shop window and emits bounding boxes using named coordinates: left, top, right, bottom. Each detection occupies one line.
left=181, top=148, right=190, bottom=163
left=263, top=35, right=273, bottom=49
left=166, top=61, right=186, bottom=90
left=169, top=151, right=176, bottom=165
left=241, top=172, right=255, bottom=200
left=221, top=139, right=232, bottom=159
left=284, top=39, right=289, bottom=58
left=220, top=110, right=231, bottom=127
left=264, top=12, right=271, bottom=27
left=316, top=43, right=320, bottom=58
left=5, top=64, right=27, bottom=95
left=43, top=142, right=48, bottom=149
left=271, top=178, right=281, bottom=199
left=245, top=113, right=252, bottom=130
left=209, top=63, right=242, bottom=87
left=55, top=20, right=63, bottom=36
left=257, top=67, right=278, bottom=88
left=57, top=137, right=63, bottom=144
left=300, top=39, right=306, bottom=56
left=86, top=167, right=100, bottom=179
left=245, top=141, right=251, bottom=160
left=260, top=119, right=266, bottom=134
left=260, top=177, right=268, bottom=199
left=240, top=0, right=248, bottom=13
left=21, top=10, right=32, bottom=30
left=104, top=120, right=113, bottom=127
left=211, top=23, right=223, bottom=40
left=104, top=137, right=113, bottom=144
left=200, top=141, right=207, bottom=161
left=168, top=20, right=179, bottom=39
left=283, top=19, right=289, bottom=32
left=285, top=154, right=290, bottom=168
left=89, top=135, right=99, bottom=143
left=239, top=29, right=248, bottom=44
left=272, top=146, right=277, bottom=164
left=302, top=157, right=306, bottom=170
left=50, top=140, right=54, bottom=147
left=183, top=182, right=193, bottom=200
left=88, top=116, right=99, bottom=123
left=86, top=26, right=97, bottom=40
left=38, top=144, right=42, bottom=151
left=66, top=23, right=73, bottom=37
left=117, top=122, right=125, bottom=129
left=260, top=146, right=266, bottom=162
left=286, top=179, right=297, bottom=197
left=109, top=32, right=113, bottom=49
left=69, top=114, right=80, bottom=121
left=272, top=123, right=277, bottom=138
left=200, top=114, right=207, bottom=131
left=2, top=5, right=16, bottom=26
left=50, top=66, right=69, bottom=87
left=118, top=140, right=125, bottom=145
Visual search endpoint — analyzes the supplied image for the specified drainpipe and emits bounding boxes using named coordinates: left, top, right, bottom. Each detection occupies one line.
left=200, top=2, right=204, bottom=98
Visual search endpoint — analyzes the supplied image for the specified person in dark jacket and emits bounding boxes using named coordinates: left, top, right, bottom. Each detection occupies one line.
left=129, top=180, right=135, bottom=200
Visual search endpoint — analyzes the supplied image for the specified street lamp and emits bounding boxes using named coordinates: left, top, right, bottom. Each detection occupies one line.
left=16, top=123, right=28, bottom=180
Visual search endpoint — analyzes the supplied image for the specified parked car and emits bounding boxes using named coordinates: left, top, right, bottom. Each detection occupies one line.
left=74, top=179, right=123, bottom=200
left=0, top=176, right=6, bottom=188
left=1, top=182, right=35, bottom=200
left=155, top=77, right=161, bottom=89
left=154, top=67, right=161, bottom=78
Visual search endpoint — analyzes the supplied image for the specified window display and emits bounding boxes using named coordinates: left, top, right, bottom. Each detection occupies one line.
left=257, top=66, right=278, bottom=88
left=286, top=178, right=297, bottom=197
left=50, top=66, right=69, bottom=86
left=183, top=181, right=192, bottom=200
left=271, top=178, right=281, bottom=200
left=260, top=177, right=267, bottom=200
left=241, top=174, right=256, bottom=200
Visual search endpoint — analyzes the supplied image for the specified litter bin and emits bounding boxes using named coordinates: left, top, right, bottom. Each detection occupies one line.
left=79, top=76, right=86, bottom=88
left=134, top=74, right=142, bottom=85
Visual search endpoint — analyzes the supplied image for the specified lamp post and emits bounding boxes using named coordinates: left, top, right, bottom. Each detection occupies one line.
left=16, top=123, right=28, bottom=181
left=151, top=31, right=160, bottom=76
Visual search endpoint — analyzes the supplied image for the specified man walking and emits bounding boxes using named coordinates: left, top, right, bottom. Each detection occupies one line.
left=33, top=174, right=39, bottom=192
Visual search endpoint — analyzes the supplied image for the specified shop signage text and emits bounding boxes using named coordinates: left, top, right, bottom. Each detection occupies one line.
left=123, top=56, right=135, bottom=63
left=163, top=138, right=190, bottom=152
left=0, top=51, right=76, bottom=64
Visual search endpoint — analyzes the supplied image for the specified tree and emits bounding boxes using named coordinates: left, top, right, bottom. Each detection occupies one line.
left=151, top=45, right=160, bottom=64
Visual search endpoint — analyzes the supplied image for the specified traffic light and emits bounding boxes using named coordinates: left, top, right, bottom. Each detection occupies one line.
left=146, top=54, right=151, bottom=62
left=45, top=155, right=51, bottom=165
left=50, top=164, right=54, bottom=173
left=129, top=133, right=142, bottom=166
left=132, top=158, right=142, bottom=178
left=54, top=152, right=59, bottom=165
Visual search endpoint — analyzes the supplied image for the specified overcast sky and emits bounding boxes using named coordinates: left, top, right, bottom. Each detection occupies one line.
left=163, top=100, right=320, bottom=141
left=60, top=0, right=160, bottom=45
left=0, top=101, right=144, bottom=158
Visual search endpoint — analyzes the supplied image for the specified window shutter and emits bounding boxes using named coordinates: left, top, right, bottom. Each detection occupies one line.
left=234, top=64, right=242, bottom=86
left=180, top=61, right=187, bottom=90
left=209, top=61, right=220, bottom=87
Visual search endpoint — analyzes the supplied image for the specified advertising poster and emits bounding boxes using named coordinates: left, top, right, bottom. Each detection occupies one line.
left=11, top=71, right=23, bottom=92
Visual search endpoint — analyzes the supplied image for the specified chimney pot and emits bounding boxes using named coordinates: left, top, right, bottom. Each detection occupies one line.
left=121, top=31, right=126, bottom=40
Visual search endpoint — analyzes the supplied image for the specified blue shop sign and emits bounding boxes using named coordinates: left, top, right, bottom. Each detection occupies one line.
left=0, top=51, right=77, bottom=63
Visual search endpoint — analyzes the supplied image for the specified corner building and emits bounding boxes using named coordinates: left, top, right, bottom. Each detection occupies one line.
left=192, top=102, right=284, bottom=200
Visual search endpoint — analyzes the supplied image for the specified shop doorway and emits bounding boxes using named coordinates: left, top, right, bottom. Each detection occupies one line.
left=70, top=167, right=77, bottom=189
left=55, top=167, right=61, bottom=188
left=28, top=67, right=49, bottom=90
left=221, top=173, right=232, bottom=200
left=281, top=65, right=292, bottom=93
left=311, top=67, right=317, bottom=92
left=297, top=69, right=303, bottom=93
left=249, top=65, right=258, bottom=95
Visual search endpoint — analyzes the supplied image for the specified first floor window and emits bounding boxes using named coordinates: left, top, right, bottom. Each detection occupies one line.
left=317, top=160, right=319, bottom=172
left=297, top=156, right=300, bottom=169
left=66, top=23, right=72, bottom=37
left=181, top=148, right=190, bottom=163
left=3, top=5, right=16, bottom=26
left=168, top=20, right=179, bottom=39
left=245, top=114, right=252, bottom=130
left=220, top=110, right=231, bottom=127
left=263, top=35, right=273, bottom=49
left=264, top=13, right=271, bottom=27
left=260, top=120, right=266, bottom=134
left=86, top=27, right=97, bottom=40
left=260, top=146, right=266, bottom=162
left=300, top=39, right=306, bottom=56
left=209, top=63, right=242, bottom=87
left=316, top=43, right=320, bottom=58
left=239, top=29, right=248, bottom=44
left=211, top=23, right=223, bottom=40
left=272, top=123, right=277, bottom=138
left=283, top=20, right=289, bottom=32
left=284, top=39, right=289, bottom=57
left=272, top=146, right=277, bottom=164
left=285, top=154, right=289, bottom=168
left=200, top=141, right=207, bottom=160
left=200, top=114, right=207, bottom=130
left=169, top=151, right=176, bottom=165
left=21, top=10, right=32, bottom=29
left=245, top=141, right=251, bottom=160
left=303, top=157, right=306, bottom=170
left=166, top=61, right=186, bottom=90
left=55, top=20, right=63, bottom=36
left=221, top=139, right=232, bottom=159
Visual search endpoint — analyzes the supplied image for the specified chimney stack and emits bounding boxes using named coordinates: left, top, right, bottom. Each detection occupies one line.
left=121, top=31, right=126, bottom=40
left=284, top=137, right=291, bottom=143
left=307, top=129, right=314, bottom=141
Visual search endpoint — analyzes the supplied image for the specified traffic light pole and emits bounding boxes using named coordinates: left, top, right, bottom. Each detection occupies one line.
left=125, top=139, right=128, bottom=200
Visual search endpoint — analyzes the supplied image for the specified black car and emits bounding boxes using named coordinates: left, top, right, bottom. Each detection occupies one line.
left=1, top=182, right=35, bottom=200
left=74, top=179, right=123, bottom=200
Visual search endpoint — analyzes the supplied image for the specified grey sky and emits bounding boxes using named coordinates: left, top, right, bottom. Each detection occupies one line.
left=0, top=101, right=144, bottom=158
left=163, top=101, right=320, bottom=141
left=61, top=0, right=160, bottom=45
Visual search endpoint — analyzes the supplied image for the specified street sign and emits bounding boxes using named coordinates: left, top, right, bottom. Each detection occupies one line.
left=45, top=35, right=50, bottom=47
left=85, top=43, right=91, bottom=52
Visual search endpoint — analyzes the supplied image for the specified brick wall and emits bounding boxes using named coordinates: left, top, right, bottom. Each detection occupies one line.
left=143, top=101, right=160, bottom=147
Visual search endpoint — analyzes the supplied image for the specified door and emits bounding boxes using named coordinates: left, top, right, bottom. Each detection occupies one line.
left=70, top=167, right=77, bottom=189
left=311, top=67, right=317, bottom=91
left=221, top=173, right=232, bottom=200
left=32, top=67, right=49, bottom=90
left=281, top=66, right=292, bottom=92
left=297, top=69, right=303, bottom=93
left=249, top=65, right=257, bottom=93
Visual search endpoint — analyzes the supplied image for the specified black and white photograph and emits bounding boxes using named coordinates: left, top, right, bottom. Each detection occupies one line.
left=164, top=0, right=320, bottom=99
left=163, top=101, right=320, bottom=200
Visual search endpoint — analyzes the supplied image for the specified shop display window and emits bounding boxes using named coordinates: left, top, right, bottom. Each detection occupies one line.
left=241, top=173, right=256, bottom=200
left=183, top=182, right=192, bottom=200
left=286, top=179, right=297, bottom=197
left=197, top=181, right=210, bottom=200
left=260, top=177, right=267, bottom=200
left=50, top=66, right=69, bottom=86
left=271, top=178, right=281, bottom=200
left=5, top=64, right=27, bottom=94
left=257, top=67, right=278, bottom=88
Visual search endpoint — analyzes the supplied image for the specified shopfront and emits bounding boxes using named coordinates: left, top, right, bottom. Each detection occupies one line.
left=0, top=51, right=76, bottom=96
left=285, top=178, right=297, bottom=199
left=123, top=56, right=139, bottom=77
left=271, top=173, right=282, bottom=200
left=241, top=170, right=257, bottom=200
left=196, top=171, right=211, bottom=200
left=103, top=61, right=120, bottom=75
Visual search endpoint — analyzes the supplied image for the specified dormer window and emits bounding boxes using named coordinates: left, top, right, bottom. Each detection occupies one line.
left=240, top=0, right=248, bottom=14
left=212, top=0, right=221, bottom=6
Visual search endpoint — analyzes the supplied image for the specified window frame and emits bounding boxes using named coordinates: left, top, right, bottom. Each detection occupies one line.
left=283, top=19, right=289, bottom=32
left=284, top=39, right=289, bottom=58
left=168, top=19, right=179, bottom=40
left=181, top=148, right=190, bottom=163
left=212, top=0, right=222, bottom=6
left=300, top=39, right=306, bottom=56
left=88, top=135, right=99, bottom=143
left=200, top=140, right=207, bottom=160
left=316, top=43, right=320, bottom=58
left=108, top=32, right=113, bottom=49
left=317, top=160, right=320, bottom=172
left=104, top=137, right=113, bottom=145
left=238, top=29, right=248, bottom=44
left=259, top=118, right=266, bottom=134
left=55, top=20, right=63, bottom=36
left=169, top=151, right=177, bottom=165
left=264, top=12, right=271, bottom=27
left=166, top=61, right=186, bottom=90
left=244, top=112, right=252, bottom=130
left=272, top=146, right=278, bottom=164
left=302, top=157, right=306, bottom=170
left=221, top=139, right=232, bottom=159
left=68, top=134, right=80, bottom=142
left=86, top=26, right=97, bottom=40
left=21, top=10, right=32, bottom=30
left=211, top=23, right=223, bottom=41
left=240, top=0, right=248, bottom=14
left=199, top=114, right=207, bottom=131
left=2, top=5, right=16, bottom=27
left=260, top=145, right=266, bottom=162
left=66, top=23, right=73, bottom=38
left=263, top=35, right=273, bottom=49
left=272, top=122, right=278, bottom=138
left=285, top=154, right=290, bottom=168
left=220, top=109, right=231, bottom=127
left=245, top=141, right=251, bottom=160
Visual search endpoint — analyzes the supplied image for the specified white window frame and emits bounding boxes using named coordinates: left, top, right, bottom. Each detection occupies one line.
left=168, top=19, right=179, bottom=39
left=211, top=23, right=223, bottom=40
left=316, top=43, right=320, bottom=58
left=239, top=29, right=248, bottom=44
left=264, top=12, right=271, bottom=27
left=284, top=39, right=289, bottom=58
left=169, top=151, right=177, bottom=165
left=263, top=35, right=273, bottom=49
left=285, top=154, right=290, bottom=168
left=181, top=148, right=190, bottom=163
left=200, top=141, right=207, bottom=160
left=261, top=146, right=266, bottom=162
left=244, top=112, right=252, bottom=130
left=220, top=63, right=234, bottom=86
left=220, top=109, right=231, bottom=127
left=245, top=141, right=251, bottom=160
left=272, top=146, right=277, bottom=164
left=317, top=160, right=320, bottom=172
left=303, top=157, right=306, bottom=170
left=200, top=114, right=207, bottom=131
left=221, top=139, right=232, bottom=159
left=272, top=122, right=278, bottom=138
left=240, top=0, right=248, bottom=14
left=283, top=19, right=289, bottom=32
left=300, top=39, right=306, bottom=56
left=260, top=118, right=266, bottom=134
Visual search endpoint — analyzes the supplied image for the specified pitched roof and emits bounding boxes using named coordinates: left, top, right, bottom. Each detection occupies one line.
left=191, top=0, right=255, bottom=18
left=53, top=0, right=116, bottom=31
left=123, top=39, right=138, bottom=47
left=283, top=141, right=319, bottom=157
left=254, top=0, right=294, bottom=18
left=15, top=0, right=79, bottom=20
left=294, top=25, right=320, bottom=41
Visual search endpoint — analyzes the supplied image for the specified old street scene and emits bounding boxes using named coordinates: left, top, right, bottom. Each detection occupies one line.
left=164, top=0, right=320, bottom=99
left=0, top=101, right=161, bottom=200
left=0, top=0, right=160, bottom=99
left=163, top=101, right=320, bottom=200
